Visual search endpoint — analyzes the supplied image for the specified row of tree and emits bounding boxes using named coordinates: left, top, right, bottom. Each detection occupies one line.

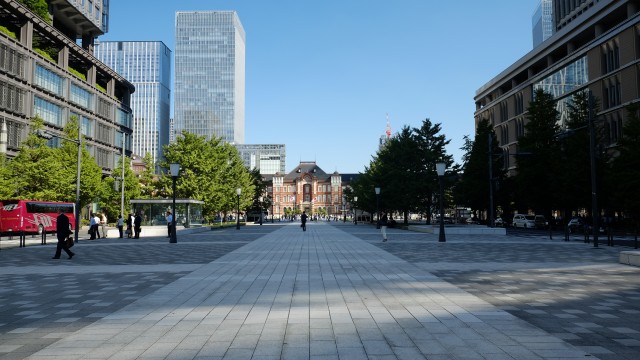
left=0, top=118, right=266, bottom=223
left=348, top=88, right=640, bottom=228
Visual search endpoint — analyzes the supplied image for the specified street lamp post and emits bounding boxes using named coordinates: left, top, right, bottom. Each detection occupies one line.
left=375, top=187, right=381, bottom=229
left=36, top=128, right=81, bottom=244
left=259, top=196, right=263, bottom=225
left=236, top=187, right=242, bottom=230
left=436, top=162, right=446, bottom=243
left=169, top=163, right=180, bottom=244
left=354, top=196, right=358, bottom=225
left=342, top=196, right=346, bottom=223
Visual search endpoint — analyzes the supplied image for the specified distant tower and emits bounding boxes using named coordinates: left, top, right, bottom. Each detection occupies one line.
left=532, top=0, right=553, bottom=47
left=379, top=113, right=392, bottom=150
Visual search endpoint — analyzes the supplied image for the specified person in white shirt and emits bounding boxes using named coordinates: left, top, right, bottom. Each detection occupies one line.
left=166, top=211, right=173, bottom=238
left=100, top=213, right=107, bottom=238
left=89, top=212, right=97, bottom=239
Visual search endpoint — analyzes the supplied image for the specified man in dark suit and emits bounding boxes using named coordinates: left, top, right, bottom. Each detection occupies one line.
left=53, top=209, right=74, bottom=259
left=134, top=212, right=142, bottom=239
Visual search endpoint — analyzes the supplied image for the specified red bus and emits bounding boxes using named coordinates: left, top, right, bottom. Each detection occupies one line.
left=0, top=200, right=75, bottom=235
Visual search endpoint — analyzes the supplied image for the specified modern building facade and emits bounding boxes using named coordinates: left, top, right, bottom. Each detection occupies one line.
left=475, top=0, right=640, bottom=174
left=532, top=0, right=554, bottom=47
left=94, top=41, right=172, bottom=169
left=235, top=144, right=286, bottom=175
left=0, top=0, right=134, bottom=172
left=174, top=11, right=245, bottom=144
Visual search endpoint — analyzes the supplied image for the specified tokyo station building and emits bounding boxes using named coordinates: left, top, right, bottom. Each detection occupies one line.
left=266, top=161, right=358, bottom=219
left=475, top=0, right=640, bottom=173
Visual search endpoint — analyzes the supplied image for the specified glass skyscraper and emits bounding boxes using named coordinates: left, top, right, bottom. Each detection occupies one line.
left=532, top=0, right=553, bottom=47
left=94, top=41, right=172, bottom=168
left=174, top=11, right=246, bottom=144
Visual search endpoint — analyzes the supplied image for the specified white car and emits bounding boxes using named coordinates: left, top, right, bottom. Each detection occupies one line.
left=512, top=214, right=535, bottom=228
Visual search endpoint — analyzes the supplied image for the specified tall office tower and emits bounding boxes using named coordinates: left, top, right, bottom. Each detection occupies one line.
left=0, top=0, right=133, bottom=173
left=95, top=41, right=172, bottom=168
left=174, top=11, right=246, bottom=144
left=532, top=0, right=553, bottom=47
left=235, top=144, right=286, bottom=175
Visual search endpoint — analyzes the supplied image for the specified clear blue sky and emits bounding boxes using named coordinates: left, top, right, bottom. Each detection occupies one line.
left=101, top=0, right=537, bottom=174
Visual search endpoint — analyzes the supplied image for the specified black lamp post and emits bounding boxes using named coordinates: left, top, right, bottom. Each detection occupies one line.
left=36, top=128, right=81, bottom=244
left=353, top=196, right=358, bottom=225
left=169, top=163, right=180, bottom=244
left=236, top=187, right=242, bottom=230
left=375, top=187, right=381, bottom=229
left=436, top=162, right=446, bottom=242
left=259, top=196, right=263, bottom=225
left=342, top=196, right=346, bottom=223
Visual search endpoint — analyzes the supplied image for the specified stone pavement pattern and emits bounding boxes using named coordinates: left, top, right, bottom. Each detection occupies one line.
left=0, top=221, right=632, bottom=359
left=345, top=225, right=640, bottom=360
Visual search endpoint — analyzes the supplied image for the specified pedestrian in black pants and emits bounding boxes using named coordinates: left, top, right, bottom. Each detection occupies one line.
left=52, top=209, right=74, bottom=259
left=301, top=211, right=308, bottom=232
left=134, top=212, right=142, bottom=239
left=117, top=215, right=124, bottom=238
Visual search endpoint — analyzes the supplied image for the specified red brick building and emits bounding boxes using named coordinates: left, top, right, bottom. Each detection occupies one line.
left=267, top=161, right=357, bottom=219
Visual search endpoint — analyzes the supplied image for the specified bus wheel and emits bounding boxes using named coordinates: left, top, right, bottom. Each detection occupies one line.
left=38, top=224, right=44, bottom=235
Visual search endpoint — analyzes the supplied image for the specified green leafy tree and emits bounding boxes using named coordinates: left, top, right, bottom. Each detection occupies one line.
left=455, top=118, right=504, bottom=220
left=99, top=156, right=141, bottom=221
left=59, top=116, right=103, bottom=209
left=352, top=118, right=452, bottom=225
left=8, top=117, right=66, bottom=200
left=515, top=88, right=562, bottom=217
left=611, top=103, right=640, bottom=223
left=159, top=131, right=254, bottom=220
left=138, top=152, right=158, bottom=199
left=0, top=157, right=13, bottom=199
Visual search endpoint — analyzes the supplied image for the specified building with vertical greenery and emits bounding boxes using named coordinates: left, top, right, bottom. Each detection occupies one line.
left=0, top=0, right=134, bottom=173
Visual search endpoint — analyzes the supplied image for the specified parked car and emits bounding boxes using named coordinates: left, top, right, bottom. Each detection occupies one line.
left=494, top=217, right=504, bottom=227
left=567, top=217, right=584, bottom=233
left=512, top=214, right=536, bottom=228
left=534, top=215, right=548, bottom=229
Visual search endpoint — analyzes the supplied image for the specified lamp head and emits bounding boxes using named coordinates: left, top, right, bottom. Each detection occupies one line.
left=374, top=187, right=381, bottom=195
left=170, top=163, right=180, bottom=177
left=236, top=187, right=242, bottom=196
left=436, top=162, right=446, bottom=176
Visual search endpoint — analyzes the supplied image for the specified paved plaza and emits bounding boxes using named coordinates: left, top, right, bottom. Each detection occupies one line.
left=0, top=222, right=639, bottom=360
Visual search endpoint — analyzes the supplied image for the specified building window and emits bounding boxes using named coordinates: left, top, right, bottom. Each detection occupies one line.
left=70, top=83, right=93, bottom=109
left=0, top=44, right=26, bottom=78
left=515, top=92, right=524, bottom=115
left=34, top=64, right=64, bottom=96
left=603, top=78, right=621, bottom=109
left=516, top=117, right=525, bottom=139
left=0, top=80, right=25, bottom=114
left=603, top=42, right=620, bottom=74
left=500, top=101, right=508, bottom=123
left=34, top=96, right=62, bottom=126
left=303, top=184, right=311, bottom=202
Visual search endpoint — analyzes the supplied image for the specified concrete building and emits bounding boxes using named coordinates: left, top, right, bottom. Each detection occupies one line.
left=235, top=144, right=286, bottom=175
left=94, top=41, right=172, bottom=170
left=174, top=11, right=245, bottom=144
left=0, top=0, right=134, bottom=172
left=475, top=0, right=640, bottom=173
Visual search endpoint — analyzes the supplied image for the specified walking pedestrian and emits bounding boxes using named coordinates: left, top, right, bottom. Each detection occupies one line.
left=100, top=213, right=108, bottom=238
left=52, top=208, right=74, bottom=259
left=134, top=212, right=142, bottom=239
left=380, top=211, right=389, bottom=242
left=301, top=211, right=308, bottom=232
left=166, top=211, right=173, bottom=238
left=89, top=212, right=97, bottom=239
left=93, top=213, right=101, bottom=239
left=117, top=214, right=124, bottom=238
left=126, top=213, right=133, bottom=238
